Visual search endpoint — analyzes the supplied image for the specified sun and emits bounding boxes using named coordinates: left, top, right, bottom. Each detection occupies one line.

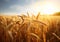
left=40, top=3, right=57, bottom=15
left=28, top=2, right=59, bottom=16
left=31, top=2, right=58, bottom=15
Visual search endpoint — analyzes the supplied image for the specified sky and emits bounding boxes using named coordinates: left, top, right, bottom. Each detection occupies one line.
left=0, top=0, right=60, bottom=15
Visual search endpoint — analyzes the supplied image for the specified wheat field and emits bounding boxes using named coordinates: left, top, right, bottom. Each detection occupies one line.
left=0, top=14, right=60, bottom=42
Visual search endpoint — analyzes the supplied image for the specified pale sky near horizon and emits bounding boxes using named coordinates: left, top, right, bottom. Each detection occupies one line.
left=0, top=0, right=60, bottom=15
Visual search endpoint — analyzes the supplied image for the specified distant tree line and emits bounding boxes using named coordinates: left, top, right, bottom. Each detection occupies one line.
left=53, top=12, right=60, bottom=16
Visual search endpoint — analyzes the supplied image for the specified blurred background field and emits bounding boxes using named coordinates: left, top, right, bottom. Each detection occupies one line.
left=0, top=13, right=60, bottom=42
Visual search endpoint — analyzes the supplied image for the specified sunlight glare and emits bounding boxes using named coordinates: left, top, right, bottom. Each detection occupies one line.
left=40, top=3, right=57, bottom=15
left=32, top=2, right=58, bottom=15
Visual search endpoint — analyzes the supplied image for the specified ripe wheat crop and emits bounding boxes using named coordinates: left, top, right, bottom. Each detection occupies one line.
left=0, top=14, right=60, bottom=42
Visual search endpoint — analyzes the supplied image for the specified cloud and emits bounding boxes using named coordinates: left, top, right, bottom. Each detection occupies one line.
left=9, top=1, right=42, bottom=14
left=3, top=0, right=60, bottom=15
left=9, top=5, right=28, bottom=14
left=10, top=5, right=24, bottom=10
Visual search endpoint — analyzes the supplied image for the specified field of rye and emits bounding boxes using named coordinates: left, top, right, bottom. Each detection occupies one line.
left=0, top=14, right=60, bottom=42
